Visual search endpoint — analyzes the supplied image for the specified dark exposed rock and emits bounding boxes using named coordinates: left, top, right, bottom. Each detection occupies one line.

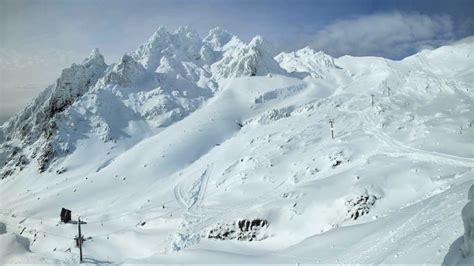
left=1, top=168, right=13, bottom=179
left=15, top=155, right=29, bottom=170
left=329, top=151, right=350, bottom=168
left=56, top=167, right=67, bottom=175
left=38, top=143, right=56, bottom=173
left=208, top=218, right=268, bottom=241
left=346, top=190, right=380, bottom=220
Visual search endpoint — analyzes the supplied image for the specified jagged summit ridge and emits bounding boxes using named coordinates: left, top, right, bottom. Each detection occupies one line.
left=132, top=26, right=285, bottom=79
left=203, top=27, right=234, bottom=51
left=275, top=47, right=338, bottom=78
left=84, top=48, right=105, bottom=64
left=211, top=35, right=286, bottom=79
left=133, top=26, right=204, bottom=71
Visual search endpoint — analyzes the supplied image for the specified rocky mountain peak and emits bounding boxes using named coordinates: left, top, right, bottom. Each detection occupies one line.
left=204, top=27, right=234, bottom=50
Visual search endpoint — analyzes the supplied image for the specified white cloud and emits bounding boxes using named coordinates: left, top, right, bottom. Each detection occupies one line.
left=311, top=12, right=455, bottom=59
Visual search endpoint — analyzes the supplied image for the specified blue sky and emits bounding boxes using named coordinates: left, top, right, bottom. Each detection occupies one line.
left=1, top=0, right=473, bottom=122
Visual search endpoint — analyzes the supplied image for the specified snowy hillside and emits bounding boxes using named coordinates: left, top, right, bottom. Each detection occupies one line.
left=0, top=28, right=473, bottom=264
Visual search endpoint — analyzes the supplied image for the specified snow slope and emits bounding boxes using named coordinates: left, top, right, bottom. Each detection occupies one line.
left=0, top=28, right=473, bottom=264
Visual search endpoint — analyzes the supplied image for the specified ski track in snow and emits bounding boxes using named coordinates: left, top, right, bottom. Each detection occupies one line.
left=361, top=112, right=474, bottom=167
left=346, top=197, right=435, bottom=263
left=174, top=174, right=290, bottom=237
left=95, top=158, right=115, bottom=173
left=337, top=92, right=473, bottom=168
left=174, top=164, right=213, bottom=212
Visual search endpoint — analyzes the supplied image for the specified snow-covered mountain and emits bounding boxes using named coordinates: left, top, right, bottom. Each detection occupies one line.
left=0, top=27, right=286, bottom=178
left=0, top=27, right=473, bottom=264
left=275, top=47, right=339, bottom=78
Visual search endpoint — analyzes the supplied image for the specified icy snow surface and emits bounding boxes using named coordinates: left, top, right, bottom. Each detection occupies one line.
left=0, top=28, right=473, bottom=264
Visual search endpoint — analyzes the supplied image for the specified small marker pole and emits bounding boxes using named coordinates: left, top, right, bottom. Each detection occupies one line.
left=370, top=94, right=375, bottom=107
left=78, top=217, right=83, bottom=263
left=329, top=120, right=335, bottom=139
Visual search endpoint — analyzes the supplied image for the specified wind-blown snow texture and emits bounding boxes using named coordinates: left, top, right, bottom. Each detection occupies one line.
left=0, top=27, right=473, bottom=264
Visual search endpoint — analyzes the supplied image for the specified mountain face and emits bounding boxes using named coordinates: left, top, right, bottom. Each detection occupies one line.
left=0, top=28, right=473, bottom=264
left=0, top=27, right=287, bottom=178
left=0, top=49, right=107, bottom=175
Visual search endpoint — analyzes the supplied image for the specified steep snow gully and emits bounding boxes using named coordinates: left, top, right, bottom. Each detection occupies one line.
left=0, top=27, right=473, bottom=264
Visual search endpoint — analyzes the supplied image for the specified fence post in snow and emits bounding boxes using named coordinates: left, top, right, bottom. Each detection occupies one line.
left=329, top=119, right=335, bottom=139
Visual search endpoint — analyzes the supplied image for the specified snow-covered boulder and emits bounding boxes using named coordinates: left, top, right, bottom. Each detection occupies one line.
left=0, top=233, right=31, bottom=263
left=443, top=184, right=474, bottom=265
left=462, top=195, right=474, bottom=257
